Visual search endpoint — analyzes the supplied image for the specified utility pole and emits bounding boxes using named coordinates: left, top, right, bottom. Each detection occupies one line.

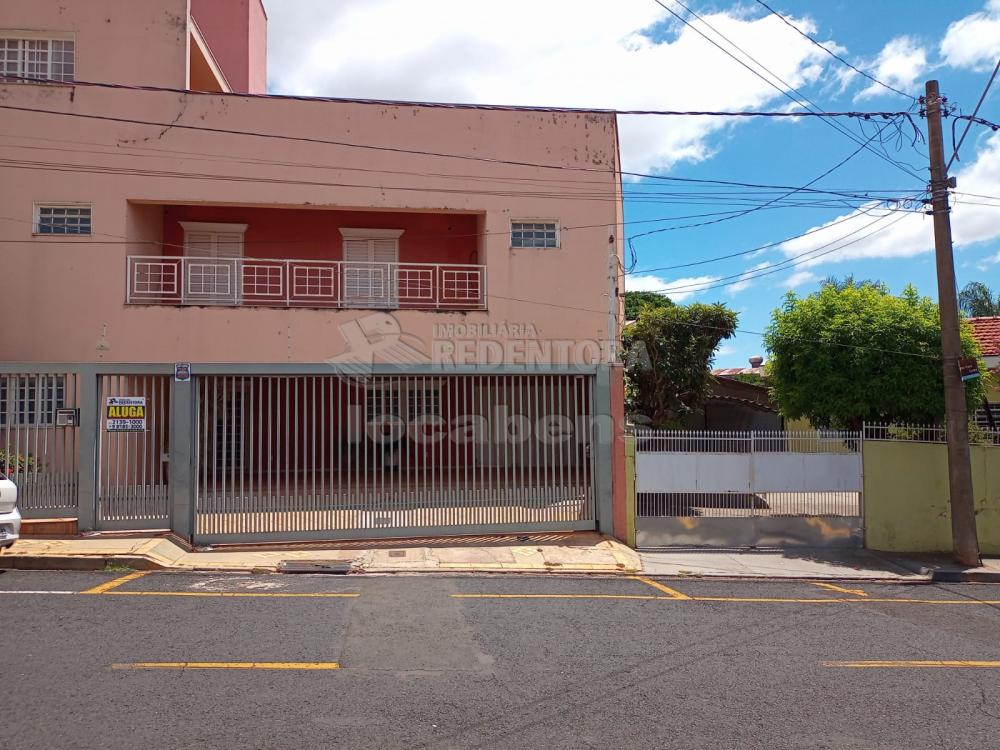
left=924, top=79, right=980, bottom=567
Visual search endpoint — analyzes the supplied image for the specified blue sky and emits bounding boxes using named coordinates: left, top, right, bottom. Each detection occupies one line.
left=265, top=0, right=1000, bottom=367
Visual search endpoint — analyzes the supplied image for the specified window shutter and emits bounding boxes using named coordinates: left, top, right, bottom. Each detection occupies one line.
left=372, top=238, right=399, bottom=263
left=344, top=239, right=372, bottom=262
left=214, top=232, right=244, bottom=258
left=185, top=232, right=214, bottom=257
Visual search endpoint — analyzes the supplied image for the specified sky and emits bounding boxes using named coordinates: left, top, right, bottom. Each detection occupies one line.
left=262, top=0, right=1000, bottom=368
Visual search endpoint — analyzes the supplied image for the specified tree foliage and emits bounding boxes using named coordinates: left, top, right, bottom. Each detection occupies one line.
left=764, top=283, right=989, bottom=429
left=623, top=302, right=738, bottom=427
left=623, top=290, right=673, bottom=320
left=959, top=281, right=1000, bottom=317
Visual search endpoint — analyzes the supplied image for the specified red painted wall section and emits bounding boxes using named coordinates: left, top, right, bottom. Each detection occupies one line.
left=190, top=0, right=267, bottom=93
left=161, top=206, right=480, bottom=264
left=610, top=365, right=628, bottom=542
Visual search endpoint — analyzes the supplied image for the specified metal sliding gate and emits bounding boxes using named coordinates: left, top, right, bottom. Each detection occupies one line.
left=96, top=375, right=171, bottom=530
left=0, top=372, right=80, bottom=518
left=634, top=429, right=863, bottom=548
left=194, top=374, right=596, bottom=543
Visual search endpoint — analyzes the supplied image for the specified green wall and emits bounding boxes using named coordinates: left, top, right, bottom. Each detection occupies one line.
left=864, top=441, right=1000, bottom=553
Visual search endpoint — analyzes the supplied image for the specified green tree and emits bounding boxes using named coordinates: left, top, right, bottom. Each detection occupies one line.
left=958, top=282, right=1000, bottom=317
left=821, top=274, right=886, bottom=292
left=623, top=290, right=673, bottom=320
left=764, top=283, right=989, bottom=429
left=623, top=302, right=738, bottom=427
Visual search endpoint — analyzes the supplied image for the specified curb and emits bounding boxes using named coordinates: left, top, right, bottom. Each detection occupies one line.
left=926, top=569, right=1000, bottom=583
left=0, top=555, right=165, bottom=571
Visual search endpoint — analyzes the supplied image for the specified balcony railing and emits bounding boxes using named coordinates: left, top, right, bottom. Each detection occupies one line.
left=126, top=256, right=487, bottom=310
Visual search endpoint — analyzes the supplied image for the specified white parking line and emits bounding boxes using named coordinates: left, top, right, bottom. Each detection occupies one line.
left=0, top=590, right=77, bottom=595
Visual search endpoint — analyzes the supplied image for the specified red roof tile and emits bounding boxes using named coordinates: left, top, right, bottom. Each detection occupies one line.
left=969, top=317, right=1000, bottom=357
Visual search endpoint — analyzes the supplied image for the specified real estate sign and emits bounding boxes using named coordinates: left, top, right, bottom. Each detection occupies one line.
left=106, top=396, right=146, bottom=432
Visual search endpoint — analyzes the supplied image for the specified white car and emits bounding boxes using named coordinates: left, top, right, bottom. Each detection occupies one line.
left=0, top=472, right=20, bottom=552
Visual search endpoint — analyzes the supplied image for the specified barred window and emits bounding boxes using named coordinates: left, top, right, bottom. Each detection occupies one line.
left=366, top=388, right=401, bottom=421
left=511, top=221, right=559, bottom=249
left=0, top=36, right=75, bottom=82
left=408, top=388, right=441, bottom=421
left=35, top=204, right=92, bottom=235
left=0, top=375, right=66, bottom=426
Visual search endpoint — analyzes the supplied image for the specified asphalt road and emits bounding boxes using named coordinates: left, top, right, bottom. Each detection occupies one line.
left=3, top=570, right=1000, bottom=749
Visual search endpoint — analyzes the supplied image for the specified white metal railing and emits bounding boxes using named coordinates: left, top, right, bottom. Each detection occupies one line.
left=126, top=256, right=488, bottom=310
left=633, top=428, right=860, bottom=454
left=862, top=421, right=1000, bottom=445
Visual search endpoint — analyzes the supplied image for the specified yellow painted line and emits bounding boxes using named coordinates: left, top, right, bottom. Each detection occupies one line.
left=112, top=662, right=341, bottom=670
left=81, top=570, right=149, bottom=595
left=452, top=594, right=664, bottom=600
left=101, top=591, right=359, bottom=598
left=823, top=660, right=1000, bottom=669
left=812, top=582, right=868, bottom=597
left=630, top=575, right=692, bottom=600
left=452, top=594, right=1000, bottom=605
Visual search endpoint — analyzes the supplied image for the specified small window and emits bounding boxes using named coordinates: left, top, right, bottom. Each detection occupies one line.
left=408, top=388, right=441, bottom=421
left=366, top=387, right=401, bottom=421
left=34, top=203, right=92, bottom=235
left=511, top=221, right=559, bottom=248
left=0, top=375, right=65, bottom=426
left=0, top=35, right=75, bottom=82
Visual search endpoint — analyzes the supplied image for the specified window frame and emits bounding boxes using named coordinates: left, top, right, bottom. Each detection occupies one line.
left=510, top=219, right=560, bottom=249
left=0, top=374, right=66, bottom=427
left=0, top=31, right=76, bottom=83
left=32, top=202, right=92, bottom=236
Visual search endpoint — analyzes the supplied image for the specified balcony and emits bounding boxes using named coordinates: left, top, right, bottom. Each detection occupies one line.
left=126, top=256, right=487, bottom=311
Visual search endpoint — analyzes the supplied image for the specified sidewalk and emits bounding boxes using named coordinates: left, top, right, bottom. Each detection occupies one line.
left=0, top=532, right=641, bottom=575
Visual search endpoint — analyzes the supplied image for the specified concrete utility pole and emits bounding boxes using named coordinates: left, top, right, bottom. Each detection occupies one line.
left=924, top=79, right=981, bottom=567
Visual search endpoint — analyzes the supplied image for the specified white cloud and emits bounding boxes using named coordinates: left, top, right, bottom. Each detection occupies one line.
left=728, top=261, right=772, bottom=293
left=263, top=1, right=832, bottom=173
left=784, top=270, right=820, bottom=288
left=977, top=250, right=1000, bottom=270
left=776, top=130, right=1000, bottom=270
left=856, top=36, right=927, bottom=100
left=626, top=274, right=720, bottom=302
left=941, top=0, right=1000, bottom=71
left=716, top=344, right=737, bottom=357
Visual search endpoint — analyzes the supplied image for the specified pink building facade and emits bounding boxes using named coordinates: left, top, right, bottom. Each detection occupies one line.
left=0, top=0, right=627, bottom=544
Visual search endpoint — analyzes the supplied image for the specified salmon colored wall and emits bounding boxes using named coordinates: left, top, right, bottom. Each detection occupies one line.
left=0, top=84, right=621, bottom=364
left=161, top=206, right=479, bottom=265
left=0, top=0, right=190, bottom=88
left=190, top=0, right=267, bottom=94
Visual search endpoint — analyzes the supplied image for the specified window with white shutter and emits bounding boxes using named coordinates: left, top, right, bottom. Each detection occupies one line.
left=340, top=228, right=403, bottom=308
left=180, top=221, right=247, bottom=301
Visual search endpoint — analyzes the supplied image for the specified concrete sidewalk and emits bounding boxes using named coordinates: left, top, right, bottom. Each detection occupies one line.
left=0, top=532, right=641, bottom=575
left=640, top=548, right=926, bottom=580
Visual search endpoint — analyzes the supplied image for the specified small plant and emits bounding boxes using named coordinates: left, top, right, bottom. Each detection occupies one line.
left=0, top=448, right=40, bottom=474
left=102, top=561, right=134, bottom=573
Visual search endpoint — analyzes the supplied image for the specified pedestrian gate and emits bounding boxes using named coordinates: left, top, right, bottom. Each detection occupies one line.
left=634, top=430, right=862, bottom=548
left=193, top=374, right=596, bottom=543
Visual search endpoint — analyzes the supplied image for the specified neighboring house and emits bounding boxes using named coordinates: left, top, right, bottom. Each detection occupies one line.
left=702, top=356, right=783, bottom=430
left=0, top=1, right=626, bottom=544
left=969, top=317, right=1000, bottom=428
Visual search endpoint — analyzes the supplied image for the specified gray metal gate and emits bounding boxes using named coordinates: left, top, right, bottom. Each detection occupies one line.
left=0, top=372, right=79, bottom=518
left=96, top=375, right=171, bottom=530
left=635, top=429, right=862, bottom=548
left=194, top=373, right=596, bottom=543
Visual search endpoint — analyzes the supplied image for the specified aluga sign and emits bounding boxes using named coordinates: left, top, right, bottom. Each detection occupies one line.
left=106, top=396, right=146, bottom=432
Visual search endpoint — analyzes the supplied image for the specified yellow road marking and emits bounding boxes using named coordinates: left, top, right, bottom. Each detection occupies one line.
left=112, top=662, right=341, bottom=670
left=453, top=594, right=1000, bottom=605
left=81, top=570, right=149, bottom=595
left=812, top=582, right=868, bottom=597
left=101, top=591, right=359, bottom=598
left=453, top=594, right=663, bottom=600
left=630, top=576, right=692, bottom=600
left=823, top=660, right=1000, bottom=669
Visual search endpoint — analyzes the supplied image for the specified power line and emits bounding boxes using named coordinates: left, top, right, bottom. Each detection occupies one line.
left=626, top=201, right=922, bottom=274
left=632, top=210, right=909, bottom=295
left=626, top=117, right=917, bottom=245
left=653, top=0, right=924, bottom=182
left=946, top=56, right=1000, bottom=170
left=0, top=72, right=913, bottom=120
left=751, top=0, right=917, bottom=101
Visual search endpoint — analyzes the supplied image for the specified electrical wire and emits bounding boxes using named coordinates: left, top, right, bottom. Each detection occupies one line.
left=626, top=200, right=922, bottom=274
left=653, top=0, right=924, bottom=182
left=946, top=55, right=1000, bottom=170
left=751, top=0, right=917, bottom=101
